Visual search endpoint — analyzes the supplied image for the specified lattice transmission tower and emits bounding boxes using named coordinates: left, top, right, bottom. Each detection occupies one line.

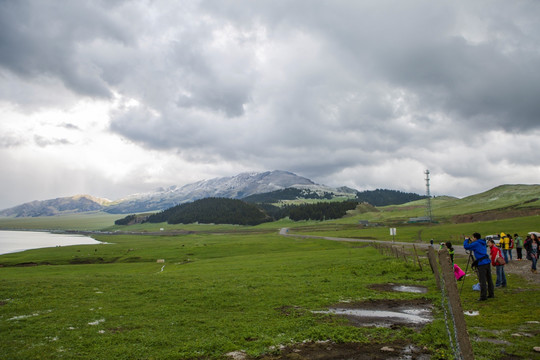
left=425, top=170, right=433, bottom=222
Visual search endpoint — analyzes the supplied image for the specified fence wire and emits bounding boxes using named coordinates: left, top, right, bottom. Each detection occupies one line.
left=439, top=269, right=463, bottom=360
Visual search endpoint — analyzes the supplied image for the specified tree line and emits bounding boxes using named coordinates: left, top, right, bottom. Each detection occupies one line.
left=115, top=198, right=360, bottom=226
left=355, top=189, right=426, bottom=206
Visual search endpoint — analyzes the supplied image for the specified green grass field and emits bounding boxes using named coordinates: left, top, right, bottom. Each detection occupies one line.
left=1, top=186, right=540, bottom=359
left=1, top=233, right=439, bottom=359
left=1, top=230, right=539, bottom=359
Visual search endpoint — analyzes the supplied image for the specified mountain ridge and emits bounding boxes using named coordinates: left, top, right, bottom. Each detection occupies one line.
left=0, top=170, right=353, bottom=217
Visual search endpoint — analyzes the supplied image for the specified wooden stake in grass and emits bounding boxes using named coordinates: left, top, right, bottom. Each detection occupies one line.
left=413, top=245, right=423, bottom=271
left=438, top=249, right=475, bottom=360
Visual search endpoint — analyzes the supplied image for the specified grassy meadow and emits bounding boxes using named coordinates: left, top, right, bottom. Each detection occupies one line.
left=1, top=186, right=540, bottom=359
left=1, top=229, right=539, bottom=359
left=2, top=233, right=445, bottom=359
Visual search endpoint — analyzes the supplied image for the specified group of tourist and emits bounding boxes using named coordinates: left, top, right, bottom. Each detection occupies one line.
left=461, top=232, right=539, bottom=301
left=497, top=232, right=539, bottom=272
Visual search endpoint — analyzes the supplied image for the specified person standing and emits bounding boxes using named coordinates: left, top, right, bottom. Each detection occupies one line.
left=500, top=233, right=510, bottom=263
left=488, top=239, right=507, bottom=287
left=464, top=233, right=494, bottom=301
left=514, top=233, right=524, bottom=260
left=508, top=233, right=514, bottom=261
left=524, top=233, right=539, bottom=273
left=524, top=235, right=532, bottom=260
left=443, top=241, right=455, bottom=264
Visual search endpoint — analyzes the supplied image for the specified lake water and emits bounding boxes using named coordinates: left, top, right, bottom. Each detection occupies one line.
left=0, top=230, right=104, bottom=255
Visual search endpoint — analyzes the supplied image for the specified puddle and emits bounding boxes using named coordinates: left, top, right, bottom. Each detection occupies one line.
left=392, top=285, right=427, bottom=293
left=369, top=283, right=428, bottom=294
left=314, top=307, right=432, bottom=327
left=313, top=299, right=433, bottom=328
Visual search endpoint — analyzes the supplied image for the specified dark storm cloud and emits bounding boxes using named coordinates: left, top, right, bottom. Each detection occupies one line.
left=0, top=0, right=132, bottom=98
left=377, top=37, right=540, bottom=131
left=216, top=0, right=540, bottom=132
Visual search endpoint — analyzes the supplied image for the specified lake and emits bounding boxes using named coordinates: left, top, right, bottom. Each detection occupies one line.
left=0, top=230, right=104, bottom=255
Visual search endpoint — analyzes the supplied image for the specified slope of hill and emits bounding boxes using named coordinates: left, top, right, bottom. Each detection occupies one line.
left=0, top=195, right=111, bottom=217
left=375, top=185, right=540, bottom=223
left=1, top=170, right=354, bottom=217
left=441, top=184, right=540, bottom=222
left=104, top=170, right=319, bottom=213
left=243, top=187, right=338, bottom=203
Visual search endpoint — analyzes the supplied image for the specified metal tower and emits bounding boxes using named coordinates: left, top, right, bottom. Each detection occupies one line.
left=425, top=170, right=433, bottom=222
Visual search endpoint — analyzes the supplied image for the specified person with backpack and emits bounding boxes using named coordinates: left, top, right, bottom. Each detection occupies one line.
left=488, top=238, right=507, bottom=287
left=508, top=233, right=514, bottom=261
left=500, top=232, right=510, bottom=263
left=464, top=233, right=494, bottom=301
left=514, top=233, right=524, bottom=260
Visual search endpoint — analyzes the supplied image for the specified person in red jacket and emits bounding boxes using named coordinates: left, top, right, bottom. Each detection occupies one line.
left=488, top=239, right=507, bottom=287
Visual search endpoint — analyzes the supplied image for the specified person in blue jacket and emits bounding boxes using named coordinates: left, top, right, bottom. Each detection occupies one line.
left=463, top=232, right=494, bottom=301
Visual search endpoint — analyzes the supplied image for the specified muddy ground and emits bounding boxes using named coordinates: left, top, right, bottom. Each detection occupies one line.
left=236, top=298, right=434, bottom=360
left=252, top=340, right=431, bottom=360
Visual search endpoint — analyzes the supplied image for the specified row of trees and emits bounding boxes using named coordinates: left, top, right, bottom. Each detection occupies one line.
left=285, top=201, right=358, bottom=221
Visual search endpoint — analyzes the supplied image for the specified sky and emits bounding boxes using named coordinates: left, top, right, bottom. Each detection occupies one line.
left=1, top=0, right=540, bottom=210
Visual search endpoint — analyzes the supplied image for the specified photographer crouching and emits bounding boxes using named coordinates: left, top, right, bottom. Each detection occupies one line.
left=463, top=232, right=495, bottom=301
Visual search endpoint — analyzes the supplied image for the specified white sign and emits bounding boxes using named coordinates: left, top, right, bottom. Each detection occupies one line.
left=390, top=228, right=396, bottom=236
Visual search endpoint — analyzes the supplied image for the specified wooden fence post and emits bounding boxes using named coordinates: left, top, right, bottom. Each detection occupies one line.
left=438, top=249, right=475, bottom=360
left=413, top=245, right=423, bottom=271
left=427, top=246, right=441, bottom=290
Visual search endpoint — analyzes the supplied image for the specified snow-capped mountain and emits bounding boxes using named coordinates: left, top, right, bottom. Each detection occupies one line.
left=105, top=170, right=320, bottom=213
left=1, top=170, right=357, bottom=216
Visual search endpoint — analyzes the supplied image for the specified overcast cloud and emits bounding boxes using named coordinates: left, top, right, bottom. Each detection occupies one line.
left=1, top=0, right=539, bottom=209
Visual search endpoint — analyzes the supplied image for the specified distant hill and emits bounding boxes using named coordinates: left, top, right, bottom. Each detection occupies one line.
left=244, top=188, right=425, bottom=207
left=0, top=170, right=359, bottom=217
left=104, top=170, right=319, bottom=213
left=436, top=184, right=540, bottom=222
left=3, top=170, right=539, bottom=220
left=0, top=195, right=111, bottom=217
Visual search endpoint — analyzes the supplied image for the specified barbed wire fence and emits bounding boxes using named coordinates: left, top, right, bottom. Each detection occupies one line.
left=372, top=242, right=475, bottom=360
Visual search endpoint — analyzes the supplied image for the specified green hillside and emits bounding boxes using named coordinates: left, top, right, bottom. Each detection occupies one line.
left=359, top=184, right=540, bottom=223
left=435, top=184, right=540, bottom=213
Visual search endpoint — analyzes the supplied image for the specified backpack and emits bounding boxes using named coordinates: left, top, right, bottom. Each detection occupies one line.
left=509, top=238, right=514, bottom=249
